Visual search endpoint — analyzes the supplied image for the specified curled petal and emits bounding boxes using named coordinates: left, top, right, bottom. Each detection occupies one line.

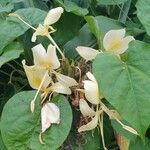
left=122, top=125, right=138, bottom=135
left=79, top=99, right=95, bottom=117
left=78, top=114, right=99, bottom=132
left=51, top=82, right=71, bottom=95
left=83, top=80, right=100, bottom=105
left=44, top=7, right=64, bottom=26
left=22, top=60, right=50, bottom=90
left=47, top=44, right=60, bottom=69
left=86, top=72, right=97, bottom=82
left=56, top=73, right=78, bottom=87
left=76, top=46, right=100, bottom=61
left=116, top=36, right=135, bottom=54
left=31, top=32, right=37, bottom=42
left=41, top=103, right=60, bottom=133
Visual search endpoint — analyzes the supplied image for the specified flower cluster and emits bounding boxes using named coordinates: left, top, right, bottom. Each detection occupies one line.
left=12, top=7, right=77, bottom=137
left=10, top=7, right=137, bottom=149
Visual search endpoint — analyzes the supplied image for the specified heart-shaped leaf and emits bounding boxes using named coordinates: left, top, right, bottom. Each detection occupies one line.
left=1, top=91, right=72, bottom=150
left=93, top=40, right=150, bottom=139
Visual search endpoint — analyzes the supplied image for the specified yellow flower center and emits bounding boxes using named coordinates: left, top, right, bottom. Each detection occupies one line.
left=41, top=60, right=52, bottom=69
left=37, top=25, right=49, bottom=36
left=32, top=77, right=41, bottom=87
left=107, top=40, right=123, bottom=52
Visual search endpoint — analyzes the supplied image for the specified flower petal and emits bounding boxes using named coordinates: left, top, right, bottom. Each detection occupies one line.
left=47, top=44, right=60, bottom=69
left=31, top=24, right=49, bottom=42
left=56, top=73, right=78, bottom=87
left=83, top=80, right=100, bottom=105
left=79, top=99, right=95, bottom=117
left=86, top=72, right=97, bottom=82
left=41, top=102, right=60, bottom=133
left=44, top=7, right=64, bottom=26
left=22, top=60, right=50, bottom=90
left=116, top=36, right=135, bottom=54
left=78, top=114, right=99, bottom=132
left=32, top=44, right=48, bottom=67
left=103, top=29, right=125, bottom=51
left=31, top=32, right=37, bottom=42
left=51, top=82, right=71, bottom=95
left=76, top=46, right=100, bottom=61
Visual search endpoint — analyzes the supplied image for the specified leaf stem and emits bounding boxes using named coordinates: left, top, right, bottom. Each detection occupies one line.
left=118, top=0, right=132, bottom=24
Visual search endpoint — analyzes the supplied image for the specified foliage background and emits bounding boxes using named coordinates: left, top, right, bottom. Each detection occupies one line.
left=0, top=0, right=150, bottom=149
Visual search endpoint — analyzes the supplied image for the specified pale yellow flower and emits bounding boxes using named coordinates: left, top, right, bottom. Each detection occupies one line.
left=41, top=102, right=60, bottom=133
left=103, top=29, right=134, bottom=55
left=32, top=43, right=60, bottom=69
left=22, top=60, right=51, bottom=91
left=32, top=7, right=64, bottom=42
left=50, top=82, right=71, bottom=95
left=55, top=73, right=78, bottom=87
left=78, top=99, right=100, bottom=132
left=76, top=46, right=100, bottom=61
left=83, top=72, right=100, bottom=105
left=78, top=72, right=102, bottom=132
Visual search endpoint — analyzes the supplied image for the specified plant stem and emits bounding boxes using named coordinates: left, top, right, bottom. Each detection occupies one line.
left=47, top=34, right=65, bottom=60
left=118, top=0, right=132, bottom=24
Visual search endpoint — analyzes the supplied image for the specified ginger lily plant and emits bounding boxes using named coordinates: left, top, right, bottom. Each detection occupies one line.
left=8, top=6, right=139, bottom=150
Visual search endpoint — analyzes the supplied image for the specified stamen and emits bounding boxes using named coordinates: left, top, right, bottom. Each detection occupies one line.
left=8, top=13, right=36, bottom=30
left=31, top=71, right=48, bottom=113
left=98, top=112, right=108, bottom=150
left=100, top=101, right=138, bottom=135
left=39, top=132, right=45, bottom=144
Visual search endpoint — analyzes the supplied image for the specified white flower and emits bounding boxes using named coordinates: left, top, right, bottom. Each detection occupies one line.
left=41, top=102, right=60, bottom=133
left=79, top=99, right=95, bottom=117
left=55, top=73, right=78, bottom=87
left=44, top=7, right=64, bottom=26
left=76, top=46, right=100, bottom=61
left=78, top=99, right=99, bottom=132
left=78, top=72, right=102, bottom=132
left=32, top=7, right=64, bottom=42
left=103, top=29, right=134, bottom=55
left=22, top=60, right=51, bottom=91
left=83, top=72, right=100, bottom=105
left=32, top=43, right=60, bottom=69
left=78, top=113, right=99, bottom=132
left=50, top=82, right=72, bottom=95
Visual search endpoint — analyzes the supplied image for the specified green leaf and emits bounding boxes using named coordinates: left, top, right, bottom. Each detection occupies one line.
left=0, top=4, right=14, bottom=13
left=111, top=120, right=136, bottom=141
left=0, top=42, right=23, bottom=68
left=1, top=91, right=72, bottom=150
left=93, top=40, right=150, bottom=139
left=97, top=0, right=127, bottom=5
left=85, top=16, right=102, bottom=48
left=0, top=8, right=46, bottom=54
left=64, top=15, right=122, bottom=59
left=129, top=137, right=150, bottom=150
left=0, top=0, right=24, bottom=5
left=136, top=0, right=150, bottom=36
left=0, top=131, right=7, bottom=150
left=64, top=24, right=96, bottom=59
left=53, top=13, right=81, bottom=46
left=55, top=0, right=88, bottom=16
left=73, top=131, right=103, bottom=150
